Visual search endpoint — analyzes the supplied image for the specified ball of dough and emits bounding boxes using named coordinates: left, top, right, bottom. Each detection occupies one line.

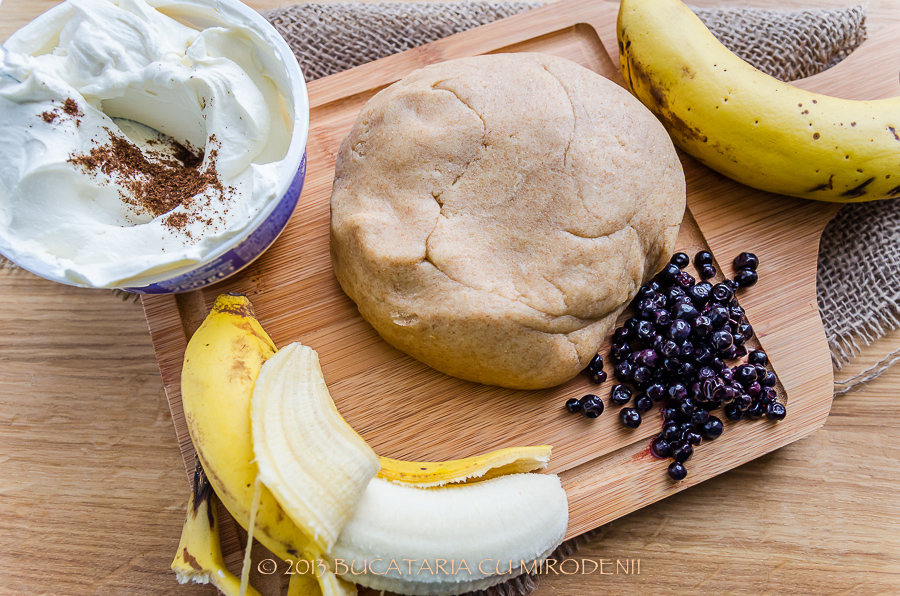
left=330, top=53, right=685, bottom=390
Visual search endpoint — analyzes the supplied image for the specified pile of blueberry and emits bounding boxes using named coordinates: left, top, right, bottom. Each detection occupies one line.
left=565, top=250, right=786, bottom=481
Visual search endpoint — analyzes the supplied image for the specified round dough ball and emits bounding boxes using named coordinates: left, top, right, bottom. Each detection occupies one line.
left=330, top=53, right=685, bottom=390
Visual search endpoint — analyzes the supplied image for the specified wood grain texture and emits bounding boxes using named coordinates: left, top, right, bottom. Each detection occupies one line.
left=1, top=1, right=899, bottom=596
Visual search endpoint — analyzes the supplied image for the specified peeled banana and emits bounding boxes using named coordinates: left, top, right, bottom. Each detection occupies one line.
left=251, top=342, right=381, bottom=554
left=330, top=475, right=568, bottom=596
left=618, top=0, right=900, bottom=202
left=171, top=463, right=262, bottom=596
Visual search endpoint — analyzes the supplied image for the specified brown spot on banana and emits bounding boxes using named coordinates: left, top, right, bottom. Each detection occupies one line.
left=181, top=549, right=203, bottom=571
left=889, top=126, right=900, bottom=141
left=841, top=177, right=876, bottom=199
left=887, top=184, right=900, bottom=197
left=809, top=174, right=834, bottom=192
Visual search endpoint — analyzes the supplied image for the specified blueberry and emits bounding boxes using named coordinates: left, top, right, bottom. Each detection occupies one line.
left=687, top=283, right=712, bottom=307
left=587, top=353, right=604, bottom=373
left=671, top=441, right=694, bottom=464
left=735, top=364, right=758, bottom=386
left=614, top=361, right=634, bottom=382
left=674, top=270, right=696, bottom=289
left=690, top=407, right=710, bottom=425
left=581, top=394, right=604, bottom=418
left=651, top=436, right=672, bottom=458
left=647, top=382, right=666, bottom=402
left=636, top=319, right=655, bottom=341
left=711, top=330, right=734, bottom=352
left=711, top=283, right=734, bottom=303
left=668, top=461, right=688, bottom=481
left=699, top=264, right=717, bottom=279
left=700, top=377, right=725, bottom=402
left=662, top=422, right=681, bottom=441
left=736, top=322, right=753, bottom=339
left=732, top=393, right=752, bottom=410
left=677, top=360, right=696, bottom=379
left=734, top=269, right=759, bottom=287
left=613, top=326, right=631, bottom=341
left=678, top=341, right=694, bottom=360
left=760, top=371, right=778, bottom=387
left=659, top=339, right=679, bottom=359
left=670, top=252, right=690, bottom=269
left=672, top=302, right=699, bottom=322
left=766, top=402, right=787, bottom=421
left=632, top=366, right=653, bottom=389
left=678, top=397, right=696, bottom=416
left=661, top=357, right=681, bottom=375
left=625, top=317, right=641, bottom=331
left=637, top=281, right=661, bottom=298
left=694, top=251, right=713, bottom=267
left=746, top=381, right=762, bottom=398
left=650, top=308, right=670, bottom=326
left=698, top=366, right=716, bottom=380
left=661, top=262, right=681, bottom=281
left=733, top=252, right=759, bottom=270
left=692, top=315, right=713, bottom=337
left=710, top=357, right=726, bottom=372
left=589, top=370, right=608, bottom=384
left=635, top=349, right=659, bottom=369
left=620, top=408, right=642, bottom=429
left=662, top=406, right=681, bottom=423
left=707, top=305, right=730, bottom=328
left=729, top=305, right=746, bottom=321
left=610, top=341, right=632, bottom=363
left=668, top=319, right=692, bottom=341
left=701, top=416, right=724, bottom=439
left=724, top=402, right=745, bottom=420
left=565, top=397, right=582, bottom=413
left=684, top=430, right=703, bottom=446
left=748, top=350, right=768, bottom=366
left=694, top=344, right=714, bottom=365
left=724, top=278, right=741, bottom=292
left=635, top=395, right=654, bottom=413
left=733, top=345, right=748, bottom=358
left=667, top=382, right=688, bottom=401
left=610, top=384, right=633, bottom=406
left=747, top=401, right=766, bottom=420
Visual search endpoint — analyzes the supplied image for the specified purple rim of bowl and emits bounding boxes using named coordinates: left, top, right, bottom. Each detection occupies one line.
left=122, top=151, right=307, bottom=295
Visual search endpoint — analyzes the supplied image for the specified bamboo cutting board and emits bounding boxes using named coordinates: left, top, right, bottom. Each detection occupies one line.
left=142, top=0, right=900, bottom=583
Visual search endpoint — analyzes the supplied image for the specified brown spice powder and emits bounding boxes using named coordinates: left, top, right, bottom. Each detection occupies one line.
left=68, top=129, right=225, bottom=233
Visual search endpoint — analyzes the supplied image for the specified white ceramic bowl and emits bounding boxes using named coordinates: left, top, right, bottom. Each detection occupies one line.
left=1, top=0, right=309, bottom=294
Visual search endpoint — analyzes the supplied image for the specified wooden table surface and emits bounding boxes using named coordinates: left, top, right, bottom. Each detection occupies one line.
left=1, top=1, right=898, bottom=595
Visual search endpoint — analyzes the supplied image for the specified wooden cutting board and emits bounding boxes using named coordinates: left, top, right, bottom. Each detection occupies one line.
left=142, top=0, right=900, bottom=580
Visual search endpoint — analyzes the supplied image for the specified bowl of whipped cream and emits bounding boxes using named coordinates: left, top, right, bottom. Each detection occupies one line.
left=0, top=0, right=309, bottom=293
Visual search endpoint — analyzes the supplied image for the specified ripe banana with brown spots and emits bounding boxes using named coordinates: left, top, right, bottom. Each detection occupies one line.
left=618, top=0, right=900, bottom=202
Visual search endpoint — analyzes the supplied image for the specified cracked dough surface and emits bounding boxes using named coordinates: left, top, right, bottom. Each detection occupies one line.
left=330, top=53, right=685, bottom=390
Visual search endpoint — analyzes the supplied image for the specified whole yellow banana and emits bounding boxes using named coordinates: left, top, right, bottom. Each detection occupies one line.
left=618, top=0, right=900, bottom=202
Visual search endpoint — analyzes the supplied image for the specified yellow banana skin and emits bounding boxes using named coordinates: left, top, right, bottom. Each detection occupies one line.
left=378, top=445, right=552, bottom=488
left=181, top=294, right=355, bottom=596
left=618, top=0, right=900, bottom=202
left=171, top=463, right=262, bottom=596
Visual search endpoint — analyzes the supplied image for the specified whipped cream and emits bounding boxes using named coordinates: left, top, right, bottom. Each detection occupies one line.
left=0, top=0, right=300, bottom=287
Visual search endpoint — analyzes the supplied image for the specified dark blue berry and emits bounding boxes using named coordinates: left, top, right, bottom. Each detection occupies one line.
left=581, top=394, right=604, bottom=418
left=701, top=416, right=724, bottom=439
left=693, top=344, right=714, bottom=365
left=735, top=364, right=758, bottom=386
left=724, top=278, right=740, bottom=292
left=687, top=282, right=712, bottom=307
left=565, top=398, right=582, bottom=413
left=614, top=361, right=634, bottom=382
left=748, top=350, right=768, bottom=366
left=661, top=262, right=681, bottom=281
left=647, top=382, right=666, bottom=402
left=707, top=305, right=730, bottom=328
left=766, top=402, right=787, bottom=421
left=747, top=401, right=766, bottom=420
left=632, top=366, right=653, bottom=389
left=711, top=283, right=734, bottom=303
left=635, top=395, right=654, bottom=412
left=668, top=319, right=691, bottom=341
left=620, top=408, right=642, bottom=429
left=610, top=340, right=632, bottom=363
left=635, top=349, right=659, bottom=369
left=724, top=402, right=745, bottom=420
left=670, top=252, right=690, bottom=269
left=587, top=354, right=603, bottom=373
left=668, top=461, right=688, bottom=480
left=694, top=251, right=713, bottom=267
left=733, top=252, right=759, bottom=270
left=674, top=270, right=696, bottom=289
left=659, top=339, right=679, bottom=359
left=589, top=370, right=607, bottom=384
left=732, top=393, right=752, bottom=410
left=684, top=430, right=703, bottom=446
left=610, top=384, right=632, bottom=406
left=734, top=269, right=758, bottom=287
left=699, top=264, right=717, bottom=279
left=692, top=315, right=713, bottom=338
left=651, top=436, right=672, bottom=458
left=678, top=341, right=694, bottom=360
left=760, top=371, right=777, bottom=387
left=671, top=441, right=693, bottom=464
left=667, top=382, right=688, bottom=401
left=711, top=330, right=734, bottom=352
left=672, top=302, right=699, bottom=322
left=662, top=422, right=681, bottom=441
left=690, top=408, right=710, bottom=426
